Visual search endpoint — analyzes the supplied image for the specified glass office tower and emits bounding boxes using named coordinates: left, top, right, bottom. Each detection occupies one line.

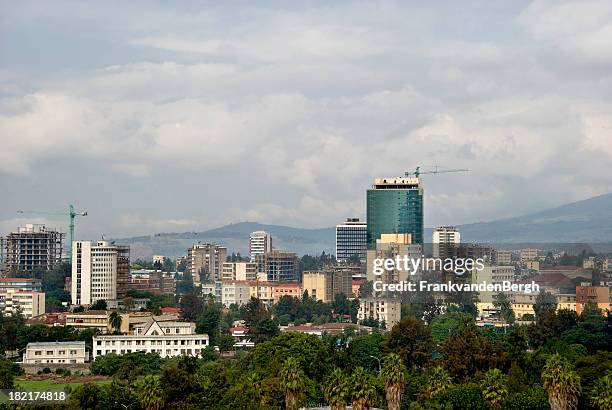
left=366, top=176, right=424, bottom=249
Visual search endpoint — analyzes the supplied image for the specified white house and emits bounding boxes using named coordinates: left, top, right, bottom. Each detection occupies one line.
left=92, top=319, right=209, bottom=360
left=23, top=341, right=87, bottom=364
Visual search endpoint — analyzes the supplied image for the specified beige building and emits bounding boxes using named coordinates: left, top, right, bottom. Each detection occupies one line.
left=23, top=341, right=87, bottom=364
left=524, top=260, right=540, bottom=271
left=576, top=286, right=611, bottom=314
left=302, top=267, right=353, bottom=303
left=65, top=310, right=129, bottom=334
left=0, top=289, right=45, bottom=318
left=366, top=233, right=422, bottom=295
left=249, top=281, right=274, bottom=305
left=357, top=298, right=400, bottom=329
left=520, top=248, right=538, bottom=265
left=222, top=262, right=258, bottom=281
left=471, top=265, right=515, bottom=316
left=187, top=244, right=227, bottom=289
left=494, top=250, right=512, bottom=265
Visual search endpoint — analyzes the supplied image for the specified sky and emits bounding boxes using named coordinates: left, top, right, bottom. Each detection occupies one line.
left=2, top=0, right=612, bottom=240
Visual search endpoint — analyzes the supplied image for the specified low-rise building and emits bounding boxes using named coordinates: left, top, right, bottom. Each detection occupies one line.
left=23, top=341, right=86, bottom=364
left=576, top=286, right=611, bottom=314
left=221, top=281, right=252, bottom=307
left=0, top=289, right=45, bottom=318
left=357, top=298, right=400, bottom=329
left=228, top=326, right=254, bottom=348
left=93, top=319, right=209, bottom=359
left=0, top=278, right=43, bottom=292
left=272, top=283, right=303, bottom=303
left=65, top=310, right=129, bottom=334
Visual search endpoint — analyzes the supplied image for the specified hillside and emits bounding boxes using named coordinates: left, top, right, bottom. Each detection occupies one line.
left=458, top=192, right=612, bottom=243
left=116, top=222, right=334, bottom=260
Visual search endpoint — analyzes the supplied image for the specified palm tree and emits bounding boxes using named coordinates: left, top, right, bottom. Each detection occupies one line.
left=109, top=311, right=122, bottom=334
left=246, top=372, right=266, bottom=408
left=590, top=373, right=612, bottom=410
left=419, top=366, right=453, bottom=401
left=323, top=368, right=350, bottom=410
left=381, top=353, right=407, bottom=410
left=136, top=375, right=164, bottom=410
left=351, top=367, right=377, bottom=410
left=480, top=368, right=508, bottom=408
left=280, top=357, right=304, bottom=410
left=542, top=354, right=581, bottom=410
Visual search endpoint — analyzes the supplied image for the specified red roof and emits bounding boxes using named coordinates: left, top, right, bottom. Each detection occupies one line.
left=161, top=307, right=180, bottom=314
left=229, top=326, right=248, bottom=332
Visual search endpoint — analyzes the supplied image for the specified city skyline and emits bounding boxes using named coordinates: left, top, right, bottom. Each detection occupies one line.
left=3, top=1, right=612, bottom=239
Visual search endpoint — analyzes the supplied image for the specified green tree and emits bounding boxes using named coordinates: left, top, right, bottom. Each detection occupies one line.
left=541, top=354, right=581, bottom=410
left=589, top=373, right=612, bottom=410
left=384, top=316, right=433, bottom=370
left=280, top=357, right=305, bottom=410
left=323, top=368, right=350, bottom=410
left=494, top=293, right=515, bottom=324
left=381, top=353, right=407, bottom=410
left=534, top=291, right=557, bottom=317
left=480, top=368, right=508, bottom=408
left=441, top=323, right=506, bottom=381
left=136, top=375, right=164, bottom=410
left=419, top=366, right=453, bottom=401
left=350, top=367, right=377, bottom=410
left=179, top=292, right=203, bottom=321
left=0, top=360, right=15, bottom=389
left=109, top=311, right=122, bottom=334
left=90, top=299, right=107, bottom=311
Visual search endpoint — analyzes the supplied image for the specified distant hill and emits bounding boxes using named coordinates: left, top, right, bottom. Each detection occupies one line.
left=115, top=222, right=335, bottom=260
left=457, top=192, right=612, bottom=244
left=117, top=193, right=612, bottom=260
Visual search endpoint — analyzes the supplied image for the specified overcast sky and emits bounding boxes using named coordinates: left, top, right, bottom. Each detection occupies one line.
left=2, top=0, right=612, bottom=239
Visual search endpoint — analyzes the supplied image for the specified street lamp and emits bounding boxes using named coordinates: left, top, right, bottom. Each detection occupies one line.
left=369, top=355, right=381, bottom=375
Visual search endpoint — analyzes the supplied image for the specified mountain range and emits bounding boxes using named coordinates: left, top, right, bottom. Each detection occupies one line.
left=116, top=192, right=612, bottom=260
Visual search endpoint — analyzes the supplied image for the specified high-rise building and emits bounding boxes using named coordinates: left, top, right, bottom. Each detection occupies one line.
left=335, top=218, right=367, bottom=263
left=187, top=243, right=227, bottom=298
left=255, top=250, right=298, bottom=282
left=366, top=176, right=424, bottom=249
left=0, top=224, right=65, bottom=276
left=71, top=241, right=128, bottom=306
left=249, top=231, right=272, bottom=259
left=432, top=226, right=461, bottom=258
left=115, top=245, right=130, bottom=300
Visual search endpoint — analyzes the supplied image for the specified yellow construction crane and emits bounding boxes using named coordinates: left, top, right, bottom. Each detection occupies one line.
left=17, top=204, right=87, bottom=261
left=405, top=166, right=470, bottom=178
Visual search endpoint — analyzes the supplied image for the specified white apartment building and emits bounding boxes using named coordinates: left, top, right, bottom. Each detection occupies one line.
left=221, top=281, right=252, bottom=307
left=249, top=231, right=272, bottom=259
left=23, top=341, right=87, bottom=364
left=432, top=226, right=461, bottom=258
left=93, top=319, right=209, bottom=359
left=72, top=241, right=118, bottom=306
left=357, top=298, right=401, bottom=330
left=222, top=262, right=258, bottom=281
left=0, top=289, right=45, bottom=318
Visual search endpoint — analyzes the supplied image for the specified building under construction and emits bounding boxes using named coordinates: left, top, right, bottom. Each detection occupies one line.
left=0, top=224, right=65, bottom=276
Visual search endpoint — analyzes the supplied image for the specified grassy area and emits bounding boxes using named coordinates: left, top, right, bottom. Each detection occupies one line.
left=16, top=378, right=111, bottom=392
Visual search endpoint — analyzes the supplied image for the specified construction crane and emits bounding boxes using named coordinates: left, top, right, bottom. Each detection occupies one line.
left=17, top=205, right=88, bottom=261
left=405, top=166, right=470, bottom=178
